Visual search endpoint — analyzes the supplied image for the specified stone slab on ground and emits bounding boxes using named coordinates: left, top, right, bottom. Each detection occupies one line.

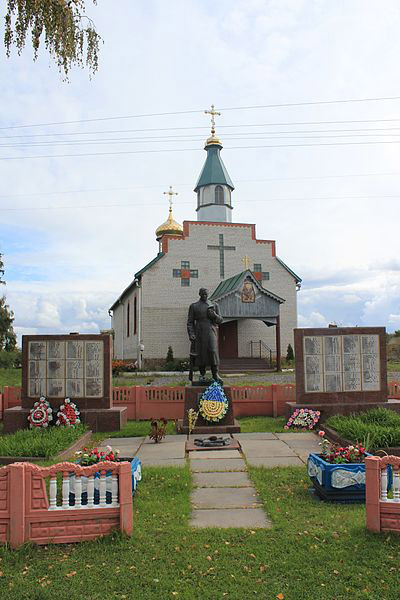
left=142, top=434, right=185, bottom=444
left=137, top=441, right=185, bottom=459
left=189, top=450, right=241, bottom=460
left=191, top=487, right=262, bottom=509
left=193, top=471, right=253, bottom=488
left=190, top=458, right=247, bottom=472
left=275, top=432, right=318, bottom=440
left=234, top=432, right=278, bottom=440
left=285, top=439, right=321, bottom=451
left=239, top=440, right=297, bottom=457
left=246, top=456, right=305, bottom=468
left=191, top=508, right=271, bottom=528
left=138, top=458, right=186, bottom=467
left=99, top=437, right=143, bottom=458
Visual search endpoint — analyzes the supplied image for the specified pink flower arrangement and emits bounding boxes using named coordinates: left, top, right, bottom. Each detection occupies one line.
left=75, top=445, right=120, bottom=466
left=284, top=408, right=321, bottom=431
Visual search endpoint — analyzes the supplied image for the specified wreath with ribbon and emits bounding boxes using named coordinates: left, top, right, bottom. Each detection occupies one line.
left=56, top=398, right=81, bottom=427
left=198, top=381, right=229, bottom=423
left=28, top=396, right=53, bottom=429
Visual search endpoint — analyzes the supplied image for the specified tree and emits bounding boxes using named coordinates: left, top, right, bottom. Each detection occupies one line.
left=0, top=254, right=17, bottom=352
left=4, top=0, right=101, bottom=78
left=286, top=343, right=294, bottom=363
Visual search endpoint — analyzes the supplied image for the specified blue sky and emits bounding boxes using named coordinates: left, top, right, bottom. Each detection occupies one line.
left=1, top=0, right=400, bottom=342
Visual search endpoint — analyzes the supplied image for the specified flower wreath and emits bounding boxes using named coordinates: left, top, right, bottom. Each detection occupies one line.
left=56, top=398, right=81, bottom=427
left=28, top=396, right=53, bottom=429
left=198, top=381, right=229, bottom=423
left=284, top=408, right=320, bottom=431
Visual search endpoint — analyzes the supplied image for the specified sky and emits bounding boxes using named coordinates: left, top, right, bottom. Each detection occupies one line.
left=0, top=0, right=400, bottom=344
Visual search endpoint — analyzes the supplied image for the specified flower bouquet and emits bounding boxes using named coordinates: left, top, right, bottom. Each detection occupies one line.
left=284, top=408, right=320, bottom=431
left=56, top=398, right=81, bottom=427
left=318, top=430, right=367, bottom=464
left=28, top=396, right=53, bottom=428
left=75, top=444, right=120, bottom=466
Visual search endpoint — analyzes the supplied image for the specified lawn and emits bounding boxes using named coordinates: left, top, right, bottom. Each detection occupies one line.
left=0, top=424, right=88, bottom=457
left=0, top=368, right=21, bottom=389
left=326, top=407, right=400, bottom=450
left=0, top=465, right=399, bottom=600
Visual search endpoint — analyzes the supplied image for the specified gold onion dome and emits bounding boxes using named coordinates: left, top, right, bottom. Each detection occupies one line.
left=155, top=205, right=183, bottom=240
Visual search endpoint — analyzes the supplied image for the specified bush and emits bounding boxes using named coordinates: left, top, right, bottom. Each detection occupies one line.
left=0, top=348, right=22, bottom=368
left=286, top=343, right=294, bottom=362
left=112, top=359, right=137, bottom=375
left=326, top=408, right=400, bottom=450
left=0, top=424, right=88, bottom=457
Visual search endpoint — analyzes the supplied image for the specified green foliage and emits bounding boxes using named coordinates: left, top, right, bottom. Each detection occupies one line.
left=286, top=343, right=294, bottom=362
left=0, top=348, right=21, bottom=368
left=166, top=345, right=174, bottom=364
left=394, top=330, right=400, bottom=337
left=4, top=0, right=101, bottom=78
left=0, top=423, right=87, bottom=457
left=0, top=254, right=17, bottom=352
left=0, top=367, right=21, bottom=389
left=327, top=407, right=400, bottom=449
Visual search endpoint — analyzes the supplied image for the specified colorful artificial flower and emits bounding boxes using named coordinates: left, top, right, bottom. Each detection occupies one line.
left=318, top=431, right=367, bottom=464
left=198, top=381, right=229, bottom=423
left=285, top=408, right=321, bottom=431
left=56, top=397, right=81, bottom=427
left=28, top=396, right=53, bottom=428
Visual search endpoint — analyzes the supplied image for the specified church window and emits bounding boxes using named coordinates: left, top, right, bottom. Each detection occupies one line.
left=190, top=269, right=198, bottom=278
left=126, top=302, right=130, bottom=337
left=173, top=269, right=181, bottom=277
left=134, top=296, right=137, bottom=335
left=181, top=260, right=190, bottom=269
left=181, top=278, right=190, bottom=287
left=215, top=185, right=224, bottom=205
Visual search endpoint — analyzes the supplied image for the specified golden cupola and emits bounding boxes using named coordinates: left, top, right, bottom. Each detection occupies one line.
left=155, top=186, right=183, bottom=241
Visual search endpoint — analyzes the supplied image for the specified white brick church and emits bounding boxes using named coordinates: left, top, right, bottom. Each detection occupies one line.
left=110, top=116, right=301, bottom=368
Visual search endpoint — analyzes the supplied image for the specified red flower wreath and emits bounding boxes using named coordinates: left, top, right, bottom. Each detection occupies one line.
left=56, top=398, right=80, bottom=427
left=28, top=396, right=53, bottom=429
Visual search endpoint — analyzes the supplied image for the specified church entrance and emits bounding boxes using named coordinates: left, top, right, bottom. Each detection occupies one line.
left=218, top=320, right=238, bottom=358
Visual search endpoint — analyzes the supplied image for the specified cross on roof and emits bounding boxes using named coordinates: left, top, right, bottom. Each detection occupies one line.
left=242, top=255, right=252, bottom=270
left=204, top=104, right=221, bottom=137
left=163, top=185, right=178, bottom=207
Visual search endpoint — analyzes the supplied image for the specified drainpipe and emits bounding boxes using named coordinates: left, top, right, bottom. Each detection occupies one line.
left=136, top=279, right=143, bottom=369
left=120, top=300, right=125, bottom=360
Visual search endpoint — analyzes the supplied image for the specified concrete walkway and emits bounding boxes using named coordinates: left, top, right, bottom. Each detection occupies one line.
left=100, top=431, right=321, bottom=529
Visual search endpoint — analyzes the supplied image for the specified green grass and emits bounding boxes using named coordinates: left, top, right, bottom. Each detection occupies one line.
left=237, top=415, right=287, bottom=432
left=0, top=367, right=21, bottom=389
left=0, top=424, right=88, bottom=457
left=0, top=465, right=400, bottom=599
left=326, top=407, right=400, bottom=449
left=388, top=361, right=400, bottom=372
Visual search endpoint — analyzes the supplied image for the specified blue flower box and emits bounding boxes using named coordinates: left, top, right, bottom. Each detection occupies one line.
left=307, top=452, right=373, bottom=503
left=70, top=458, right=142, bottom=506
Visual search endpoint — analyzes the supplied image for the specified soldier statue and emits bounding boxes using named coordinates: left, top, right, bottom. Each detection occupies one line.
left=187, top=288, right=223, bottom=384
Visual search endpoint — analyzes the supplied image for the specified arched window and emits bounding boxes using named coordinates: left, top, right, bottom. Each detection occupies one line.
left=215, top=185, right=224, bottom=205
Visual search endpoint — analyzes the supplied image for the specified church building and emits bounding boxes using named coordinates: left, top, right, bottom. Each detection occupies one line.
left=110, top=108, right=301, bottom=368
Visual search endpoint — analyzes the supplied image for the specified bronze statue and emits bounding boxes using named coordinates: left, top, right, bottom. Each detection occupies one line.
left=187, top=288, right=223, bottom=384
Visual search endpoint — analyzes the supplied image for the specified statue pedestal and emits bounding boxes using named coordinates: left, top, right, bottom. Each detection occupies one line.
left=181, top=386, right=241, bottom=434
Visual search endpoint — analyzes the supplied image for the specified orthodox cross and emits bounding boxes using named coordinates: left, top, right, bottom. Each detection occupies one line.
left=242, top=255, right=252, bottom=270
left=204, top=104, right=221, bottom=138
left=163, top=185, right=178, bottom=207
left=207, top=234, right=236, bottom=279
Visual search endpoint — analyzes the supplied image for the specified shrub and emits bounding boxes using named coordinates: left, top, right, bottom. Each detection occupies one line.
left=326, top=408, right=400, bottom=450
left=286, top=343, right=294, bottom=362
left=0, top=348, right=22, bottom=368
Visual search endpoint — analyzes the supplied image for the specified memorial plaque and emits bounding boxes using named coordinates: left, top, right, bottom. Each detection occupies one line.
left=22, top=334, right=112, bottom=410
left=295, top=327, right=387, bottom=404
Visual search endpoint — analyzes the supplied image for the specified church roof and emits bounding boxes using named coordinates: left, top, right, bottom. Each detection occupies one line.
left=155, top=206, right=183, bottom=240
left=194, top=142, right=234, bottom=192
left=210, top=270, right=285, bottom=303
left=275, top=257, right=302, bottom=284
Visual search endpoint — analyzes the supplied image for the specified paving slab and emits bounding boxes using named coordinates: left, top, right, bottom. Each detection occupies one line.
left=189, top=450, right=241, bottom=460
left=137, top=441, right=185, bottom=459
left=240, top=440, right=297, bottom=458
left=99, top=438, right=143, bottom=458
left=137, top=458, right=186, bottom=467
left=193, top=471, right=253, bottom=488
left=191, top=487, right=262, bottom=509
left=285, top=439, right=321, bottom=450
left=234, top=432, right=278, bottom=440
left=142, top=434, right=185, bottom=444
left=191, top=508, right=271, bottom=528
left=276, top=432, right=318, bottom=440
left=246, top=456, right=305, bottom=468
left=190, top=458, right=247, bottom=472
left=101, top=437, right=145, bottom=446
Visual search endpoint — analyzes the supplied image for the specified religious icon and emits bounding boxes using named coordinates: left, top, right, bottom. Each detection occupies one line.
left=241, top=280, right=255, bottom=303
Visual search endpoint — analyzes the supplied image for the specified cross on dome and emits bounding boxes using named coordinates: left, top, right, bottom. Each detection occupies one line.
left=163, top=185, right=178, bottom=208
left=204, top=104, right=221, bottom=144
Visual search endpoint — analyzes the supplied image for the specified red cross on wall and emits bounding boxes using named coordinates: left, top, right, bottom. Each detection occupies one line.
left=172, top=262, right=199, bottom=286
